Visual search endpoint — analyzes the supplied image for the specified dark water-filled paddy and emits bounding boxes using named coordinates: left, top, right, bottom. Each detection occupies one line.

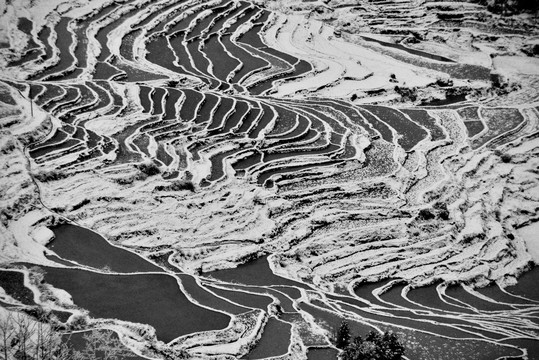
left=163, top=88, right=182, bottom=120
left=177, top=274, right=250, bottom=315
left=445, top=284, right=514, bottom=311
left=0, top=270, right=34, bottom=305
left=222, top=34, right=269, bottom=82
left=464, top=120, right=485, bottom=137
left=233, top=151, right=262, bottom=171
left=237, top=106, right=262, bottom=133
left=400, top=109, right=445, bottom=141
left=207, top=285, right=273, bottom=310
left=223, top=99, right=250, bottom=132
left=145, top=36, right=188, bottom=76
left=93, top=62, right=124, bottom=81
left=352, top=279, right=393, bottom=306
left=377, top=282, right=424, bottom=310
left=506, top=267, right=539, bottom=301
left=360, top=36, right=456, bottom=63
left=5, top=0, right=539, bottom=357
left=205, top=34, right=240, bottom=81
left=256, top=160, right=342, bottom=186
left=249, top=103, right=275, bottom=138
left=179, top=88, right=204, bottom=121
left=194, top=93, right=219, bottom=125
left=86, top=82, right=112, bottom=111
left=34, top=83, right=64, bottom=106
left=357, top=108, right=393, bottom=143
left=307, top=347, right=339, bottom=360
left=299, top=302, right=375, bottom=336
left=207, top=148, right=242, bottom=181
left=48, top=224, right=161, bottom=273
left=42, top=267, right=230, bottom=343
left=406, top=283, right=475, bottom=313
left=207, top=256, right=309, bottom=289
left=362, top=105, right=427, bottom=151
left=208, top=96, right=234, bottom=130
left=477, top=282, right=536, bottom=305
left=243, top=317, right=291, bottom=359
left=5, top=219, right=537, bottom=360
left=503, top=338, right=539, bottom=360
left=30, top=17, right=74, bottom=80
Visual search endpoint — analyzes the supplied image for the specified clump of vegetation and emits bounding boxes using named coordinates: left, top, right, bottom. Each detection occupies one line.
left=433, top=202, right=450, bottom=221
left=394, top=86, right=417, bottom=102
left=417, top=208, right=435, bottom=220
left=135, top=161, right=161, bottom=176
left=417, top=202, right=450, bottom=221
left=494, top=149, right=512, bottom=163
left=114, top=176, right=136, bottom=185
left=436, top=78, right=453, bottom=87
left=69, top=314, right=88, bottom=331
left=335, top=321, right=405, bottom=360
left=34, top=169, right=68, bottom=182
left=482, top=0, right=539, bottom=14
left=0, top=138, right=16, bottom=154
left=154, top=180, right=196, bottom=192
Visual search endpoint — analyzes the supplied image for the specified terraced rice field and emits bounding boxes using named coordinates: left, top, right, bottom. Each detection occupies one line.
left=1, top=0, right=539, bottom=359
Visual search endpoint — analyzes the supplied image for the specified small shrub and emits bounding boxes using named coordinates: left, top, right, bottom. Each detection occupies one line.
left=115, top=176, right=135, bottom=185
left=0, top=138, right=16, bottom=154
left=22, top=305, right=50, bottom=321
left=69, top=314, right=88, bottom=330
left=169, top=180, right=195, bottom=192
left=500, top=153, right=512, bottom=163
left=394, top=86, right=417, bottom=102
left=417, top=208, right=435, bottom=220
left=434, top=202, right=450, bottom=220
left=154, top=180, right=195, bottom=192
left=136, top=161, right=160, bottom=176
left=34, top=169, right=68, bottom=182
left=438, top=209, right=450, bottom=220
left=253, top=195, right=265, bottom=205
left=29, top=266, right=46, bottom=285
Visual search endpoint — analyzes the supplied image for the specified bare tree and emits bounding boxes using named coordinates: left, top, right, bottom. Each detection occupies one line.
left=33, top=316, right=71, bottom=360
left=13, top=312, right=35, bottom=359
left=0, top=312, right=16, bottom=360
left=72, top=330, right=137, bottom=360
left=0, top=310, right=71, bottom=360
left=0, top=310, right=137, bottom=360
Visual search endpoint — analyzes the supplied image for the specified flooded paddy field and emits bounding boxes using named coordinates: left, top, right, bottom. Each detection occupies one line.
left=1, top=0, right=539, bottom=358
